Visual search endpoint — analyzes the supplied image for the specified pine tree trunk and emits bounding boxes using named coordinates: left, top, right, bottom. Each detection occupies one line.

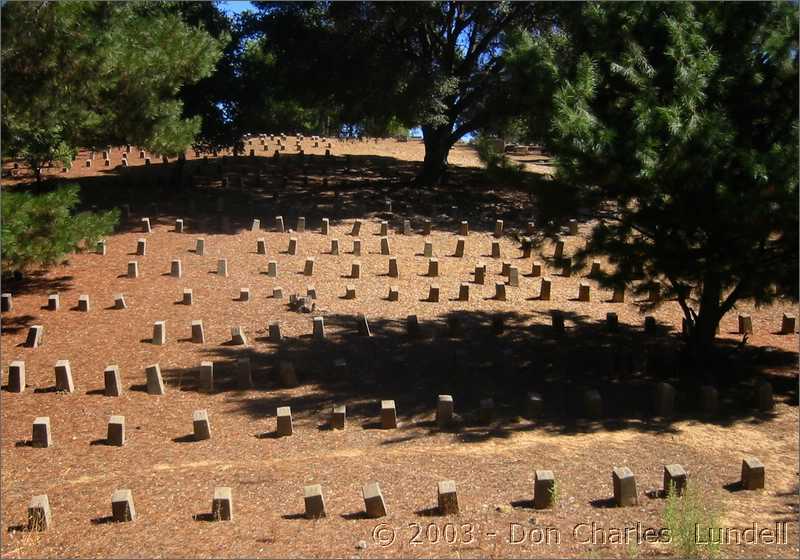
left=418, top=125, right=455, bottom=185
left=684, top=273, right=723, bottom=377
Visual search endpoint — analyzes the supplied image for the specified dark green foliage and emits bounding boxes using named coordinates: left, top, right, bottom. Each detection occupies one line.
left=517, top=2, right=798, bottom=363
left=249, top=1, right=542, bottom=183
left=1, top=1, right=223, bottom=178
left=474, top=134, right=525, bottom=184
left=1, top=185, right=119, bottom=276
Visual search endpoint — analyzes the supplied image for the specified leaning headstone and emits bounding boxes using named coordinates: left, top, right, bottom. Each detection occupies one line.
left=275, top=215, right=285, bottom=232
left=644, top=315, right=657, bottom=335
left=141, top=217, right=152, bottom=233
left=152, top=320, right=166, bottom=345
left=406, top=314, right=421, bottom=338
left=25, top=325, right=44, bottom=348
left=437, top=394, right=454, bottom=428
left=474, top=263, right=486, bottom=285
left=251, top=218, right=261, bottom=231
left=454, top=238, right=465, bottom=258
left=111, top=489, right=136, bottom=522
left=237, top=358, right=253, bottom=389
left=47, top=293, right=60, bottom=311
left=304, top=484, right=326, bottom=518
left=350, top=220, right=362, bottom=236
left=230, top=326, right=247, bottom=345
left=494, top=282, right=506, bottom=301
left=269, top=321, right=282, bottom=342
left=534, top=470, right=555, bottom=509
left=313, top=316, right=326, bottom=339
left=755, top=380, right=774, bottom=412
left=494, top=219, right=504, bottom=238
left=276, top=406, right=293, bottom=436
left=1, top=293, right=11, bottom=312
left=27, top=495, right=52, bottom=531
left=582, top=389, right=602, bottom=418
left=740, top=457, right=765, bottom=490
left=193, top=409, right=212, bottom=440
left=195, top=238, right=205, bottom=256
left=663, top=464, right=687, bottom=497
left=553, top=240, right=564, bottom=259
left=212, top=487, right=233, bottom=521
left=104, top=365, right=122, bottom=396
left=568, top=219, right=578, bottom=235
left=738, top=314, right=753, bottom=334
left=526, top=392, right=544, bottom=418
left=653, top=382, right=675, bottom=417
left=288, top=237, right=298, bottom=255
left=170, top=259, right=182, bottom=278
left=127, top=261, right=139, bottom=278
left=8, top=361, right=25, bottom=393
left=362, top=482, right=387, bottom=518
left=358, top=314, right=372, bottom=336
left=606, top=312, right=619, bottom=331
left=146, top=364, right=166, bottom=395
left=54, top=360, right=75, bottom=393
left=699, top=385, right=719, bottom=416
left=381, top=400, right=397, bottom=429
left=113, top=293, right=127, bottom=310
left=421, top=219, right=432, bottom=236
left=780, top=313, right=796, bottom=334
left=32, top=417, right=52, bottom=448
left=107, top=416, right=125, bottom=446
left=437, top=480, right=459, bottom=515
left=331, top=405, right=346, bottom=430
left=612, top=467, right=638, bottom=507
left=190, top=320, right=205, bottom=343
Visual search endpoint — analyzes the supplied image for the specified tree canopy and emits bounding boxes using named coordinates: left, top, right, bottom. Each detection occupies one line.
left=1, top=0, right=224, bottom=178
left=513, top=1, right=798, bottom=364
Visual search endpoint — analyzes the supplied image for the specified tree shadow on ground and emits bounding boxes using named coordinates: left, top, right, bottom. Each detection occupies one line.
left=159, top=309, right=798, bottom=442
left=6, top=151, right=566, bottom=239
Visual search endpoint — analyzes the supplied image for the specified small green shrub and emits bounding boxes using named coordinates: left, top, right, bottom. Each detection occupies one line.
left=663, top=481, right=721, bottom=559
left=1, top=183, right=119, bottom=277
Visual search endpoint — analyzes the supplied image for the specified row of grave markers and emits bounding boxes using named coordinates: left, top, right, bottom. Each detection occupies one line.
left=20, top=458, right=766, bottom=532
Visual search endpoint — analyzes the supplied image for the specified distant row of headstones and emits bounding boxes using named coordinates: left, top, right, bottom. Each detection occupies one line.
left=21, top=457, right=766, bottom=531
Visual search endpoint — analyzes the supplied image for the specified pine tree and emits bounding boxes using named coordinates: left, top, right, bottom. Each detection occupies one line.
left=526, top=2, right=798, bottom=366
left=1, top=1, right=224, bottom=180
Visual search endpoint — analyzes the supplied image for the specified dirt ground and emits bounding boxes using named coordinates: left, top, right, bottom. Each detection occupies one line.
left=1, top=138, right=798, bottom=558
